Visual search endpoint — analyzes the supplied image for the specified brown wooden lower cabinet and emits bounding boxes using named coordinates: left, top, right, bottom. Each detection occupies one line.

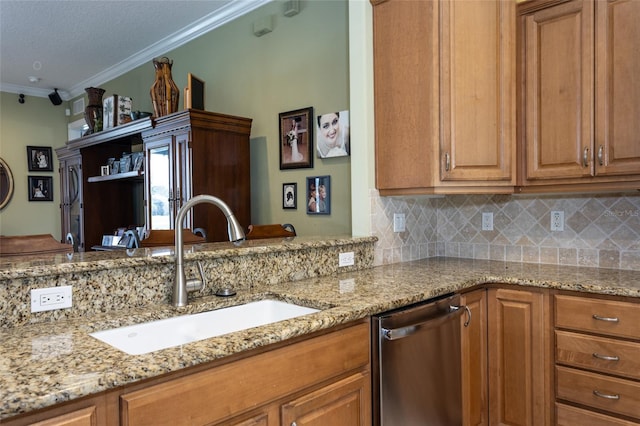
left=2, top=321, right=369, bottom=426
left=488, top=287, right=553, bottom=426
left=461, top=286, right=554, bottom=426
left=461, top=289, right=489, bottom=426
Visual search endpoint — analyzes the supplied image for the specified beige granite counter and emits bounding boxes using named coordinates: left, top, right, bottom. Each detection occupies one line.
left=2, top=251, right=640, bottom=420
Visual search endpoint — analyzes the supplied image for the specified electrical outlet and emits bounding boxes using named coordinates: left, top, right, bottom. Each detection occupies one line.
left=550, top=211, right=564, bottom=231
left=31, top=285, right=72, bottom=313
left=339, top=252, right=355, bottom=267
left=393, top=213, right=406, bottom=232
left=482, top=212, right=494, bottom=231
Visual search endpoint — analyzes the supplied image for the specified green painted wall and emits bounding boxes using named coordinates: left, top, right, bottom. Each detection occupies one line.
left=73, top=0, right=352, bottom=237
left=0, top=91, right=67, bottom=237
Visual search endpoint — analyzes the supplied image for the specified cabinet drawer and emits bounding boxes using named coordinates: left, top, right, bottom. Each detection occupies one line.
left=556, top=366, right=640, bottom=420
left=555, top=295, right=640, bottom=339
left=556, top=330, right=640, bottom=380
left=556, top=402, right=639, bottom=426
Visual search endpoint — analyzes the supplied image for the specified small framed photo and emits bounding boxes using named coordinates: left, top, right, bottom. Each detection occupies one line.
left=28, top=176, right=53, bottom=201
left=279, top=107, right=314, bottom=170
left=27, top=146, right=53, bottom=171
left=306, top=175, right=330, bottom=215
left=100, top=165, right=110, bottom=176
left=283, top=183, right=297, bottom=209
left=103, top=95, right=116, bottom=129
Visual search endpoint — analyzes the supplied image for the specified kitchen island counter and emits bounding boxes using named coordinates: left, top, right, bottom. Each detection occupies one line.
left=2, top=254, right=640, bottom=420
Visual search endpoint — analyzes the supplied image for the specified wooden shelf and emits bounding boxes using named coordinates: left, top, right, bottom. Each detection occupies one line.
left=87, top=170, right=143, bottom=183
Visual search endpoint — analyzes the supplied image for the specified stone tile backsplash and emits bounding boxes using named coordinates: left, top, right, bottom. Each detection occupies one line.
left=371, top=190, right=640, bottom=271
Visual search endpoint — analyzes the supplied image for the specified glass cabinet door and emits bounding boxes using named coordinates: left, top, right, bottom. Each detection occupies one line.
left=61, top=156, right=83, bottom=251
left=146, top=141, right=174, bottom=230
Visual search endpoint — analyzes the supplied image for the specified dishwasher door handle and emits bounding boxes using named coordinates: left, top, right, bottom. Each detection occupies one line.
left=382, top=305, right=470, bottom=341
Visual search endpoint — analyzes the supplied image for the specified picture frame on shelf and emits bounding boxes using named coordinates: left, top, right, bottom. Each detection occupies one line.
left=186, top=73, right=205, bottom=110
left=279, top=107, right=314, bottom=170
left=28, top=176, right=53, bottom=201
left=283, top=183, right=297, bottom=209
left=103, top=95, right=116, bottom=129
left=26, top=146, right=53, bottom=172
left=306, top=175, right=330, bottom=215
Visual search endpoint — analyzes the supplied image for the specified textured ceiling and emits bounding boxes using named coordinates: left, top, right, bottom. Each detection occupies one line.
left=0, top=0, right=270, bottom=99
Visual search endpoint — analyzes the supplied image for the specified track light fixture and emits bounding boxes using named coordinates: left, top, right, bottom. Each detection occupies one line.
left=18, top=94, right=25, bottom=104
left=48, top=88, right=62, bottom=106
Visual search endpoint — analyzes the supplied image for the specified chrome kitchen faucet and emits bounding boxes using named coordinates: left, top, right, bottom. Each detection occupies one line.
left=173, top=195, right=245, bottom=307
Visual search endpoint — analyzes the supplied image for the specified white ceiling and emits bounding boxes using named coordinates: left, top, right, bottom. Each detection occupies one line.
left=0, top=0, right=271, bottom=100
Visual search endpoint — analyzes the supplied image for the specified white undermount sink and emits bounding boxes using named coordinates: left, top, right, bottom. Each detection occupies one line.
left=90, top=299, right=319, bottom=355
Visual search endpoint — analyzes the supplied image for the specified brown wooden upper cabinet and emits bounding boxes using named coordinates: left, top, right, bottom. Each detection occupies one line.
left=517, top=0, right=640, bottom=192
left=372, top=0, right=516, bottom=195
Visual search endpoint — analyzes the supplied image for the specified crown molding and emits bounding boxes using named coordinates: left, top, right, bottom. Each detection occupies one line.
left=4, top=0, right=272, bottom=99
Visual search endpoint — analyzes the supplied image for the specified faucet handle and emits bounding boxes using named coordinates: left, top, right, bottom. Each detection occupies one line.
left=185, top=261, right=207, bottom=294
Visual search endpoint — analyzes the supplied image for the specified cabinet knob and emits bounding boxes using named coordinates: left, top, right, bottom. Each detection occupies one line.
left=597, top=145, right=604, bottom=166
left=582, top=147, right=589, bottom=168
left=291, top=422, right=298, bottom=426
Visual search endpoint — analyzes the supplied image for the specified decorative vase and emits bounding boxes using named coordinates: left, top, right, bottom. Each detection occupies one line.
left=150, top=57, right=179, bottom=117
left=84, top=87, right=105, bottom=135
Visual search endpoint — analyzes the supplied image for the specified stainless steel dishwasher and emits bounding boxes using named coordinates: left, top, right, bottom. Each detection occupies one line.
left=372, top=293, right=470, bottom=426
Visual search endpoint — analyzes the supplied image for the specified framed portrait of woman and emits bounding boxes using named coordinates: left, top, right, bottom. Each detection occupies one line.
left=316, top=110, right=350, bottom=158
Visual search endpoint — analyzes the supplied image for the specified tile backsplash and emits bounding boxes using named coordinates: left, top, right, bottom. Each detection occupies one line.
left=371, top=190, right=640, bottom=271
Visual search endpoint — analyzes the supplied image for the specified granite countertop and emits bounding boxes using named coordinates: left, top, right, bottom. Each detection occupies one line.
left=2, top=256, right=640, bottom=420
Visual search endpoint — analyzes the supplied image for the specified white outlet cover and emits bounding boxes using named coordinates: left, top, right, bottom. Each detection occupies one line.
left=31, top=285, right=73, bottom=313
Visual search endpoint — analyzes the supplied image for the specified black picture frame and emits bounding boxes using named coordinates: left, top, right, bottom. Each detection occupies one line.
left=28, top=176, right=53, bottom=201
left=306, top=175, right=330, bottom=215
left=283, top=183, right=297, bottom=209
left=279, top=107, right=314, bottom=170
left=26, top=146, right=53, bottom=171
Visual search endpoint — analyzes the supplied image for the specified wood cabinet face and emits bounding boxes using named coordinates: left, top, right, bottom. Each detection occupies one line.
left=373, top=0, right=515, bottom=194
left=519, top=0, right=640, bottom=187
left=487, top=288, right=553, bottom=426
left=595, top=0, right=640, bottom=176
left=522, top=0, right=594, bottom=180
left=281, top=373, right=371, bottom=426
left=440, top=0, right=515, bottom=183
left=460, top=289, right=488, bottom=426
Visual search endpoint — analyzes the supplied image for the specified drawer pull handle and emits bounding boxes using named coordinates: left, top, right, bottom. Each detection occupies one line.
left=593, top=353, right=619, bottom=362
left=593, top=390, right=620, bottom=400
left=592, top=314, right=619, bottom=323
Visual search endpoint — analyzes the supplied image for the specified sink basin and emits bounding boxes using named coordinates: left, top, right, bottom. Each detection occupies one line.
left=90, top=299, right=319, bottom=355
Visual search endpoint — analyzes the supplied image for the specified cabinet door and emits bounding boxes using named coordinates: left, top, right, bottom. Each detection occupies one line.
left=522, top=0, right=594, bottom=180
left=173, top=132, right=192, bottom=214
left=373, top=0, right=439, bottom=192
left=440, top=0, right=515, bottom=184
left=60, top=156, right=83, bottom=251
left=29, top=406, right=97, bottom=426
left=280, top=372, right=371, bottom=426
left=145, top=138, right=176, bottom=230
left=595, top=0, right=640, bottom=176
left=461, top=289, right=488, bottom=426
left=488, top=288, right=553, bottom=426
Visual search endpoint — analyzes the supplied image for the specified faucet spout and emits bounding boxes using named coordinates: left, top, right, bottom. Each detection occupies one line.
left=174, top=194, right=245, bottom=307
